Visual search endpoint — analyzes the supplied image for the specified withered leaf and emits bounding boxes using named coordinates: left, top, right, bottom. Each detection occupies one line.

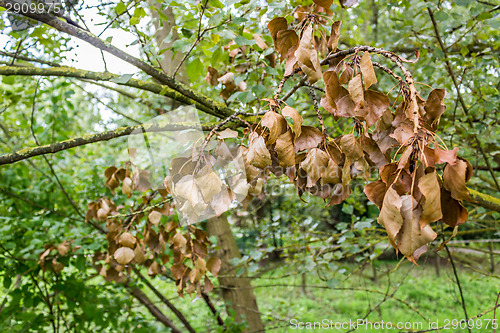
left=148, top=210, right=162, bottom=226
left=195, top=165, right=223, bottom=202
left=359, top=134, right=389, bottom=167
left=396, top=195, right=436, bottom=263
left=174, top=175, right=203, bottom=207
left=390, top=123, right=414, bottom=145
left=119, top=232, right=136, bottom=248
left=364, top=90, right=390, bottom=127
left=300, top=148, right=329, bottom=187
left=206, top=257, right=222, bottom=276
left=276, top=30, right=299, bottom=61
left=313, top=0, right=333, bottom=9
left=247, top=134, right=272, bottom=169
left=204, top=276, right=214, bottom=293
left=114, top=247, right=135, bottom=265
left=171, top=263, right=186, bottom=280
left=268, top=17, right=288, bottom=42
left=260, top=111, right=287, bottom=144
left=134, top=245, right=145, bottom=264
left=441, top=188, right=468, bottom=227
left=205, top=66, right=220, bottom=86
left=364, top=180, right=387, bottom=209
left=328, top=21, right=342, bottom=50
left=253, top=33, right=268, bottom=49
left=435, top=146, right=458, bottom=166
left=424, top=89, right=446, bottom=130
left=417, top=171, right=442, bottom=226
left=339, top=63, right=354, bottom=85
left=322, top=159, right=342, bottom=185
left=211, top=188, right=233, bottom=216
left=359, top=52, right=377, bottom=89
left=339, top=134, right=363, bottom=161
left=281, top=106, right=303, bottom=137
left=172, top=232, right=187, bottom=251
left=443, top=159, right=472, bottom=201
left=294, top=126, right=323, bottom=153
left=348, top=73, right=364, bottom=107
left=276, top=131, right=296, bottom=167
left=378, top=187, right=403, bottom=249
left=328, top=184, right=351, bottom=205
left=295, top=26, right=322, bottom=83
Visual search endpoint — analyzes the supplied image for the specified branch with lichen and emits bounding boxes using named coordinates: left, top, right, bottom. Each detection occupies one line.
left=0, top=65, right=219, bottom=116
left=0, top=121, right=222, bottom=166
left=0, top=0, right=232, bottom=118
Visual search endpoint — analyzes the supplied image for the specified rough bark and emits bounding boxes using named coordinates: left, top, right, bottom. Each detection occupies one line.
left=206, top=215, right=265, bottom=333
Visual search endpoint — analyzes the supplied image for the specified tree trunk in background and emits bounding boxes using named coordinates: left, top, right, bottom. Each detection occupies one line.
left=206, top=215, right=265, bottom=333
left=148, top=0, right=188, bottom=83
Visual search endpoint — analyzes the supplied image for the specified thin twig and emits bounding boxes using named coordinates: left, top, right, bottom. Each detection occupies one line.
left=444, top=244, right=471, bottom=333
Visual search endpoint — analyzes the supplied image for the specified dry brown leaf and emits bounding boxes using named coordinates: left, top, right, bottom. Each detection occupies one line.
left=322, top=159, right=342, bottom=185
left=364, top=180, right=387, bottom=209
left=195, top=165, right=223, bottom=202
left=378, top=187, right=403, bottom=249
left=260, top=111, right=287, bottom=144
left=417, top=171, right=443, bottom=226
left=119, top=232, right=136, bottom=248
left=253, top=33, right=268, bottom=49
left=435, top=146, right=458, bottom=165
left=424, top=89, right=446, bottom=130
left=205, top=66, right=220, bottom=86
left=440, top=188, right=468, bottom=227
left=114, top=247, right=135, bottom=265
left=359, top=52, right=377, bottom=89
left=396, top=195, right=437, bottom=263
left=313, top=0, right=333, bottom=8
left=294, top=126, right=323, bottom=153
left=348, top=73, right=364, bottom=107
left=364, top=90, right=390, bottom=127
left=268, top=17, right=288, bottom=42
left=339, top=134, right=363, bottom=160
left=443, top=159, right=472, bottom=201
left=148, top=210, right=162, bottom=226
left=247, top=134, right=272, bottom=169
left=327, top=21, right=342, bottom=50
left=276, top=131, right=295, bottom=167
left=281, top=106, right=303, bottom=137
left=276, top=30, right=299, bottom=61
left=300, top=148, right=329, bottom=187
left=206, top=257, right=222, bottom=276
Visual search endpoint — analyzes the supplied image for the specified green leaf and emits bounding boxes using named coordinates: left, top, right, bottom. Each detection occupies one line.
left=460, top=46, right=468, bottom=56
left=115, top=1, right=127, bottom=15
left=186, top=58, right=204, bottom=82
left=235, top=35, right=255, bottom=46
left=477, top=12, right=493, bottom=21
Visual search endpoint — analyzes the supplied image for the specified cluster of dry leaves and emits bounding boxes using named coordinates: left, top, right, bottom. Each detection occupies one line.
left=234, top=2, right=473, bottom=263
left=69, top=164, right=220, bottom=295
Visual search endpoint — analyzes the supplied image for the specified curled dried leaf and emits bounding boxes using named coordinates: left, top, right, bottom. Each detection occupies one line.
left=114, top=247, right=135, bottom=265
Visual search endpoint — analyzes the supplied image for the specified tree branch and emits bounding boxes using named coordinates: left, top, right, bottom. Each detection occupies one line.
left=0, top=65, right=217, bottom=116
left=126, top=284, right=183, bottom=333
left=0, top=1, right=232, bottom=118
left=0, top=121, right=220, bottom=166
left=468, top=188, right=500, bottom=213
